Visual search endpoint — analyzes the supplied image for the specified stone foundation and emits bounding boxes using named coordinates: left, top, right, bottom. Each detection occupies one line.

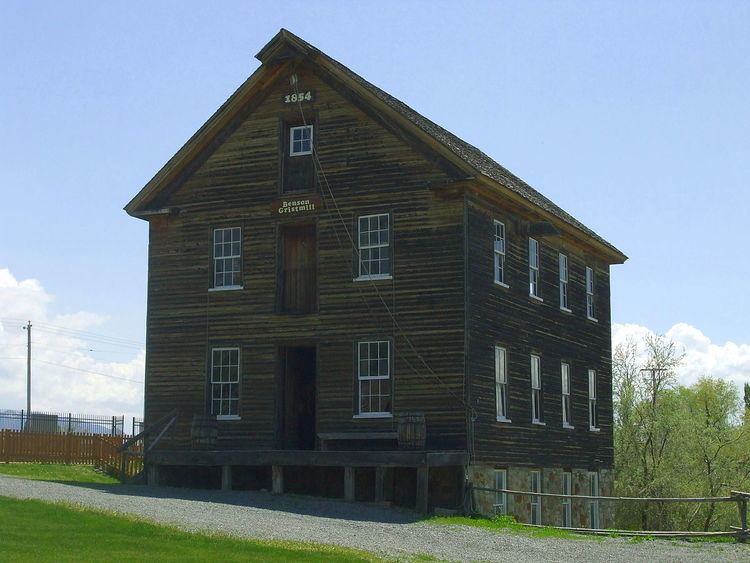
left=469, top=464, right=614, bottom=529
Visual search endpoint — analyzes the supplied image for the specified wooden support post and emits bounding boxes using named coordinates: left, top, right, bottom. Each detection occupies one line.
left=375, top=466, right=385, bottom=503
left=147, top=464, right=159, bottom=486
left=733, top=491, right=749, bottom=543
left=344, top=466, right=355, bottom=501
left=221, top=465, right=232, bottom=491
left=272, top=466, right=284, bottom=494
left=416, top=465, right=429, bottom=514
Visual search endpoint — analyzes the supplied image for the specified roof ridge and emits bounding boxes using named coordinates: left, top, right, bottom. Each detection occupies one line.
left=276, top=29, right=624, bottom=259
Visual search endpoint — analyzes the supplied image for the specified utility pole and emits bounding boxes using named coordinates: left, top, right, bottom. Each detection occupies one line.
left=23, top=321, right=32, bottom=418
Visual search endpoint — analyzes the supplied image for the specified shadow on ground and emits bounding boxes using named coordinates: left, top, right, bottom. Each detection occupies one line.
left=34, top=479, right=421, bottom=524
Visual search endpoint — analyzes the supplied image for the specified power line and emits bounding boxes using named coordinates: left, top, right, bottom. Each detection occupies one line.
left=31, top=359, right=143, bottom=384
left=0, top=318, right=145, bottom=347
left=0, top=356, right=143, bottom=384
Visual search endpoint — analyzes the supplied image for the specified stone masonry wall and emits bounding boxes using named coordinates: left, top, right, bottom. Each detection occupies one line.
left=470, top=465, right=614, bottom=529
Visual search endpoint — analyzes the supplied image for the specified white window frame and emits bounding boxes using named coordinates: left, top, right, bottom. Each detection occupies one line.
left=530, top=354, right=544, bottom=424
left=493, top=221, right=508, bottom=287
left=289, top=125, right=313, bottom=156
left=494, top=469, right=507, bottom=515
left=211, top=227, right=243, bottom=290
left=356, top=340, right=392, bottom=418
left=586, top=266, right=597, bottom=321
left=562, top=471, right=572, bottom=528
left=210, top=347, right=241, bottom=420
left=356, top=213, right=392, bottom=280
left=561, top=362, right=573, bottom=428
left=530, top=470, right=542, bottom=525
left=495, top=346, right=510, bottom=422
left=589, top=471, right=600, bottom=529
left=529, top=238, right=541, bottom=299
left=589, top=369, right=599, bottom=431
left=559, top=253, right=570, bottom=311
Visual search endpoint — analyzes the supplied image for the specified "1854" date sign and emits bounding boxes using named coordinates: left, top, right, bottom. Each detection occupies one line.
left=284, top=91, right=312, bottom=103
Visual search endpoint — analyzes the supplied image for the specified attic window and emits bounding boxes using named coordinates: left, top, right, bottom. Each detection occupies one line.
left=290, top=125, right=313, bottom=156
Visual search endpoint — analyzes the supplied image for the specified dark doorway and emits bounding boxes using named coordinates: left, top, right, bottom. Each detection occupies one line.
left=278, top=346, right=317, bottom=450
left=279, top=224, right=317, bottom=313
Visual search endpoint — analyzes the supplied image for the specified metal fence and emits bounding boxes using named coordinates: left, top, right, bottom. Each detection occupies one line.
left=0, top=409, right=142, bottom=437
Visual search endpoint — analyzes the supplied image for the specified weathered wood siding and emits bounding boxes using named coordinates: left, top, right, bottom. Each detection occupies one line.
left=465, top=193, right=614, bottom=468
left=144, top=65, right=467, bottom=452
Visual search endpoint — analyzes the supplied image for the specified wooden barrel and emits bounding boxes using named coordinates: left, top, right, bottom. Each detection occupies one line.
left=397, top=412, right=426, bottom=450
left=191, top=415, right=218, bottom=450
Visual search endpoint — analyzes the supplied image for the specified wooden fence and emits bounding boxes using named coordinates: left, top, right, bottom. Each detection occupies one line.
left=471, top=484, right=750, bottom=542
left=0, top=429, right=143, bottom=480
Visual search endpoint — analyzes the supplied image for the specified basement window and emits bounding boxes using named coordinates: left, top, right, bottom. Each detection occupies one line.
left=494, top=469, right=507, bottom=515
left=530, top=470, right=542, bottom=525
left=210, top=347, right=240, bottom=418
left=357, top=341, right=392, bottom=416
left=589, top=471, right=600, bottom=529
left=562, top=471, right=572, bottom=528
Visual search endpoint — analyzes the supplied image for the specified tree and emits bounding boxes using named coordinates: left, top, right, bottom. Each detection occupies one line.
left=613, top=333, right=684, bottom=530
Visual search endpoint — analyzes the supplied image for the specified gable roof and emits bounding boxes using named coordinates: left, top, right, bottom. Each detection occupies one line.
left=126, top=29, right=626, bottom=263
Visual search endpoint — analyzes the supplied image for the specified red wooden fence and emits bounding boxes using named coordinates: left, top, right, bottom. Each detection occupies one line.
left=0, top=429, right=143, bottom=479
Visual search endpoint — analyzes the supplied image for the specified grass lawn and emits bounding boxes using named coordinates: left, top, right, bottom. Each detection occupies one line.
left=0, top=463, right=119, bottom=485
left=0, top=496, right=382, bottom=562
left=426, top=514, right=590, bottom=540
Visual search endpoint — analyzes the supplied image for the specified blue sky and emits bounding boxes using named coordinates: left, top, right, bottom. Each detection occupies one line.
left=1, top=1, right=748, bottom=414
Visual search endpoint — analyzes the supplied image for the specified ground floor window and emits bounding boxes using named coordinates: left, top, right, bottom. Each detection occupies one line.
left=530, top=470, right=541, bottom=525
left=357, top=340, right=392, bottom=416
left=210, top=347, right=240, bottom=418
left=494, top=469, right=507, bottom=515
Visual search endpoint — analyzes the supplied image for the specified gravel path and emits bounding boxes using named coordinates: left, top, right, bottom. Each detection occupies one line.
left=1, top=475, right=747, bottom=562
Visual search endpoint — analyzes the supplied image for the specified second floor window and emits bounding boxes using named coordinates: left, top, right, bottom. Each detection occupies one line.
left=561, top=362, right=572, bottom=427
left=495, top=346, right=509, bottom=421
left=289, top=125, right=313, bottom=156
left=213, top=227, right=242, bottom=288
left=529, top=238, right=540, bottom=298
left=358, top=214, right=391, bottom=279
left=531, top=354, right=542, bottom=423
left=494, top=221, right=506, bottom=285
left=210, top=347, right=240, bottom=418
left=586, top=266, right=597, bottom=320
left=357, top=340, right=392, bottom=416
left=559, top=253, right=569, bottom=311
left=589, top=369, right=599, bottom=430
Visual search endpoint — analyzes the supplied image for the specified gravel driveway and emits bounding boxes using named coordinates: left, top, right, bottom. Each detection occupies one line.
left=1, top=475, right=747, bottom=562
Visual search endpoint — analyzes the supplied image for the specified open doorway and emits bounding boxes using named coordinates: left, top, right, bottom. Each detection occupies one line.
left=277, top=346, right=317, bottom=450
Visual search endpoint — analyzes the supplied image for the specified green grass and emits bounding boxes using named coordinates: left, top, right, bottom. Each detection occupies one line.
left=426, top=514, right=592, bottom=540
left=0, top=463, right=119, bottom=485
left=0, top=496, right=383, bottom=562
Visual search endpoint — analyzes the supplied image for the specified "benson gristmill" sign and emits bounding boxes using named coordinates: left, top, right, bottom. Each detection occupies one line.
left=271, top=195, right=322, bottom=216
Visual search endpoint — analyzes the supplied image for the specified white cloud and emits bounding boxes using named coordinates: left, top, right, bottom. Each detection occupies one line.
left=0, top=268, right=144, bottom=424
left=613, top=321, right=750, bottom=390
